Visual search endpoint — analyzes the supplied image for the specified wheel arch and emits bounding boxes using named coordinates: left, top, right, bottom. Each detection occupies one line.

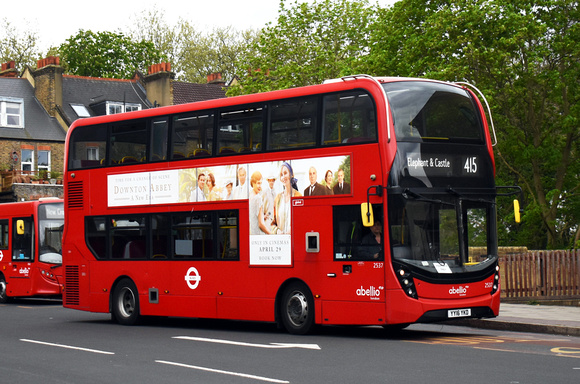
left=108, top=274, right=137, bottom=314
left=274, top=278, right=312, bottom=327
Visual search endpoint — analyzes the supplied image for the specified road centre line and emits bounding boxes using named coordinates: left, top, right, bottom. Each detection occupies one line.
left=20, top=339, right=115, bottom=355
left=156, top=360, right=289, bottom=383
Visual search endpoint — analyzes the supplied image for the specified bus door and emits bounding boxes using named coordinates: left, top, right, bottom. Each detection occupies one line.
left=321, top=204, right=386, bottom=325
left=8, top=217, right=34, bottom=296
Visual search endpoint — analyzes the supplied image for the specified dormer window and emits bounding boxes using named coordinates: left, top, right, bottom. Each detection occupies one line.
left=0, top=98, right=24, bottom=128
left=107, top=102, right=141, bottom=115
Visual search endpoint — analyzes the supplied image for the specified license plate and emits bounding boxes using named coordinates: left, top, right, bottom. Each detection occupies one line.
left=448, top=308, right=471, bottom=318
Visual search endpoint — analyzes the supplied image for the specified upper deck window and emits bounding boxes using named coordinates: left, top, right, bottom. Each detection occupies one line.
left=218, top=106, right=263, bottom=154
left=383, top=81, right=483, bottom=143
left=322, top=91, right=377, bottom=145
left=110, top=120, right=148, bottom=164
left=270, top=98, right=316, bottom=150
left=66, top=87, right=379, bottom=171
left=173, top=112, right=215, bottom=159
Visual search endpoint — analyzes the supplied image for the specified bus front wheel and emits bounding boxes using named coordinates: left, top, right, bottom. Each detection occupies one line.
left=280, top=282, right=314, bottom=335
left=111, top=278, right=141, bottom=325
left=0, top=275, right=10, bottom=303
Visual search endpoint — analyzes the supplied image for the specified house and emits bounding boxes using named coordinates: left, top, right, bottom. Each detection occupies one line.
left=0, top=61, right=66, bottom=201
left=0, top=57, right=228, bottom=202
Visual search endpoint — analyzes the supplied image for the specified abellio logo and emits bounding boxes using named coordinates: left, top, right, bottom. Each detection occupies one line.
left=356, top=285, right=383, bottom=299
left=449, top=285, right=469, bottom=296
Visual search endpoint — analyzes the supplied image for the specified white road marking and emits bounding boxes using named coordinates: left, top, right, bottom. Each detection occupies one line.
left=20, top=339, right=115, bottom=355
left=156, top=360, right=289, bottom=383
left=173, top=336, right=320, bottom=350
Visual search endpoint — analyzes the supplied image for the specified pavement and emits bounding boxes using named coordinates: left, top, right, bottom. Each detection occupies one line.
left=447, top=302, right=580, bottom=337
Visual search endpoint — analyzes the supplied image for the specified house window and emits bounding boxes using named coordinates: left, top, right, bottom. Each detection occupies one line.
left=21, top=149, right=34, bottom=172
left=38, top=150, right=51, bottom=172
left=87, top=146, right=99, bottom=161
left=0, top=98, right=24, bottom=128
left=71, top=104, right=91, bottom=118
left=107, top=102, right=141, bottom=115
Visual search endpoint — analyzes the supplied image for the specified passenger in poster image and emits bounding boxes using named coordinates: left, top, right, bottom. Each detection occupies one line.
left=262, top=171, right=277, bottom=228
left=272, top=162, right=301, bottom=235
left=303, top=166, right=326, bottom=196
left=249, top=171, right=272, bottom=235
left=233, top=166, right=249, bottom=199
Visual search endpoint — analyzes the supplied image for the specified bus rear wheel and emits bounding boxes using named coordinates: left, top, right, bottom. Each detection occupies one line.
left=280, top=282, right=314, bottom=335
left=111, top=278, right=140, bottom=325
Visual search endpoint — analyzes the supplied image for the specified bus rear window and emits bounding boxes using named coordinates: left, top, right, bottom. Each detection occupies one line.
left=384, top=81, right=483, bottom=143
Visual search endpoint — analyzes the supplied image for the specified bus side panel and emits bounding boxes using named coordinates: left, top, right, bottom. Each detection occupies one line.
left=322, top=301, right=386, bottom=325
left=141, top=295, right=217, bottom=319
left=6, top=274, right=32, bottom=297
left=217, top=297, right=275, bottom=322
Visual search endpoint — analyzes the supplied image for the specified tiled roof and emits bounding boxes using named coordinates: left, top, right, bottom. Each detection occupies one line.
left=173, top=81, right=227, bottom=105
left=61, top=75, right=151, bottom=123
left=0, top=78, right=65, bottom=142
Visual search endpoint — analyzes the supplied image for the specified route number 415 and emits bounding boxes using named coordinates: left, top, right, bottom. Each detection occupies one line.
left=464, top=157, right=477, bottom=174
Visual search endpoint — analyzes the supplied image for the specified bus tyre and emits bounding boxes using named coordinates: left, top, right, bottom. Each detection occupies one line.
left=280, top=282, right=314, bottom=335
left=112, top=279, right=141, bottom=325
left=0, top=275, right=10, bottom=303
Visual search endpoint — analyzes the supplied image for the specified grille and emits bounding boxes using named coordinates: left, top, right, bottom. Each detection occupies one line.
left=67, top=181, right=84, bottom=209
left=64, top=265, right=80, bottom=306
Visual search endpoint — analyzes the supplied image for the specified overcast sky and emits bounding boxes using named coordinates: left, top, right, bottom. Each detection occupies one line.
left=3, top=0, right=398, bottom=52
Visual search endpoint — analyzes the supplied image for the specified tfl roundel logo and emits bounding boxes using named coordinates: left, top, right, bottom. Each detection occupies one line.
left=185, top=267, right=201, bottom=289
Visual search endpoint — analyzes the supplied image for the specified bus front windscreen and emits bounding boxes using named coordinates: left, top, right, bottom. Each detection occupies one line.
left=383, top=81, right=483, bottom=143
left=388, top=192, right=497, bottom=274
left=38, top=203, right=64, bottom=264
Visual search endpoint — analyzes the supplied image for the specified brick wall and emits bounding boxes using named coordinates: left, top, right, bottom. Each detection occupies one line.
left=0, top=139, right=65, bottom=175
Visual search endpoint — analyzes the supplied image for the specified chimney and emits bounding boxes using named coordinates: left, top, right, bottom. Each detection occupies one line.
left=0, top=61, right=18, bottom=78
left=33, top=56, right=63, bottom=117
left=207, top=72, right=225, bottom=84
left=143, top=62, right=175, bottom=107
left=148, top=62, right=171, bottom=75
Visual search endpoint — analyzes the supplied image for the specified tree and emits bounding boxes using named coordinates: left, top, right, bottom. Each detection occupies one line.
left=129, top=8, right=258, bottom=83
left=58, top=30, right=165, bottom=79
left=229, top=0, right=378, bottom=95
left=362, top=0, right=580, bottom=249
left=0, top=18, right=41, bottom=69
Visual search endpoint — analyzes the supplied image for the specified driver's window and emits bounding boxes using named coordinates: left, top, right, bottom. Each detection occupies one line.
left=12, top=218, right=33, bottom=261
left=333, top=205, right=384, bottom=261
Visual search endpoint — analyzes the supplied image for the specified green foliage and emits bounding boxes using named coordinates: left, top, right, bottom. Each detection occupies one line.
left=360, top=0, right=580, bottom=249
left=58, top=30, right=165, bottom=79
left=129, top=8, right=258, bottom=83
left=229, top=0, right=378, bottom=95
left=0, top=18, right=41, bottom=69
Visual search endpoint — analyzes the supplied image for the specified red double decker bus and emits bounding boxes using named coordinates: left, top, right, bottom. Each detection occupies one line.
left=0, top=199, right=64, bottom=302
left=62, top=75, right=512, bottom=334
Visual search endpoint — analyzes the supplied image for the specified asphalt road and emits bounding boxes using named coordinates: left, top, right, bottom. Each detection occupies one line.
left=1, top=298, right=579, bottom=384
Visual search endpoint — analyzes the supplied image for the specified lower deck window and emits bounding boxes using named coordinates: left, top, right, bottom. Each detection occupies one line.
left=85, top=210, right=239, bottom=260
